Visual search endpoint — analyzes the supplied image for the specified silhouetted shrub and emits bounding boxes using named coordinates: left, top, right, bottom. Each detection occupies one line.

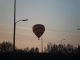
left=29, top=48, right=39, bottom=53
left=24, top=47, right=29, bottom=52
left=0, top=42, right=13, bottom=52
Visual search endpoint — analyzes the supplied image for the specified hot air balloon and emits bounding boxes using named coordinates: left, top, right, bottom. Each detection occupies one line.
left=32, top=24, right=45, bottom=40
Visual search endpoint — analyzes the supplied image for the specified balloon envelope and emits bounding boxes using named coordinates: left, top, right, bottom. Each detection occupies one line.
left=33, top=24, right=45, bottom=39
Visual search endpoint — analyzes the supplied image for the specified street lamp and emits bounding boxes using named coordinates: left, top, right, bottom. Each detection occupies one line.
left=77, top=28, right=80, bottom=30
left=13, top=19, right=28, bottom=52
left=13, top=0, right=28, bottom=55
left=61, top=38, right=66, bottom=45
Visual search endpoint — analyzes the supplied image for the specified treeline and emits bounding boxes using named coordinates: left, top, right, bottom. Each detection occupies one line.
left=45, top=43, right=80, bottom=56
left=0, top=41, right=80, bottom=56
left=0, top=42, right=39, bottom=53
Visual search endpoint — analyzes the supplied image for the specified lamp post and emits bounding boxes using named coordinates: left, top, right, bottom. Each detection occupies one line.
left=61, top=38, right=66, bottom=45
left=13, top=0, right=16, bottom=54
left=13, top=0, right=28, bottom=55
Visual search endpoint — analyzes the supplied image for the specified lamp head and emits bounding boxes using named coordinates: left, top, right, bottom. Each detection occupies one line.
left=22, top=19, right=28, bottom=21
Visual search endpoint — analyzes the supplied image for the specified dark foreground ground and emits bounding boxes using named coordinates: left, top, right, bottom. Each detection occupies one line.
left=0, top=52, right=80, bottom=60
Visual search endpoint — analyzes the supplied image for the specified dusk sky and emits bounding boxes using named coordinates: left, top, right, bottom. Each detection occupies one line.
left=0, top=0, right=80, bottom=50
